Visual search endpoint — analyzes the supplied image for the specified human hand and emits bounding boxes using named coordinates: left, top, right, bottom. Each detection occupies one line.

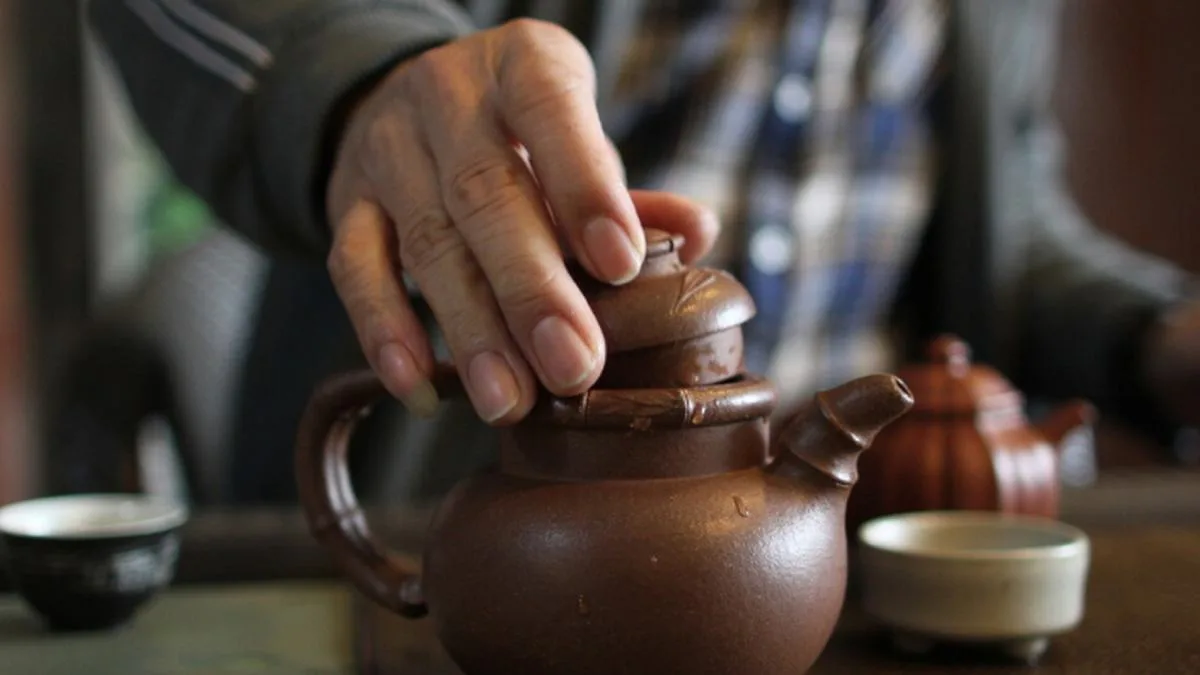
left=1142, top=299, right=1200, bottom=428
left=324, top=19, right=719, bottom=425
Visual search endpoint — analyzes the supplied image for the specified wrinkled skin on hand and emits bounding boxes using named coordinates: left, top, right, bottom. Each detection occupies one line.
left=325, top=19, right=719, bottom=425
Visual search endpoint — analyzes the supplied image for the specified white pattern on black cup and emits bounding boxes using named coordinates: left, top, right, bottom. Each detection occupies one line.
left=0, top=494, right=188, bottom=631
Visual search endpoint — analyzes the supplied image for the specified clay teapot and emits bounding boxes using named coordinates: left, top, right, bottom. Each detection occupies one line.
left=295, top=230, right=914, bottom=675
left=846, top=334, right=1096, bottom=534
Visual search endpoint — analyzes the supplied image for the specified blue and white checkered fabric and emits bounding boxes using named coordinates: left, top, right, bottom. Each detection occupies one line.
left=604, top=0, right=946, bottom=410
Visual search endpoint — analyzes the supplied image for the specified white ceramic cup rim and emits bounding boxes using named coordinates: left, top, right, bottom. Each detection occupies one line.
left=858, top=511, right=1089, bottom=562
left=0, top=494, right=188, bottom=540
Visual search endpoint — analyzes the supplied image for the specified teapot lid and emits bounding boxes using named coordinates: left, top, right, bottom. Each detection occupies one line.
left=575, top=229, right=756, bottom=354
left=898, top=335, right=1022, bottom=414
left=525, top=228, right=775, bottom=429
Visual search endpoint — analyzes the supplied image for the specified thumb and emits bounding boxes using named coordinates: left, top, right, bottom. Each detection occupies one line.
left=628, top=190, right=720, bottom=263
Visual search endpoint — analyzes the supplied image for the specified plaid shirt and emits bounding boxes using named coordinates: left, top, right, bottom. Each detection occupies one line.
left=601, top=0, right=946, bottom=410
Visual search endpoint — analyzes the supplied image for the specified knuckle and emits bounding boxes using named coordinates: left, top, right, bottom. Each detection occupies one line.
left=404, top=48, right=450, bottom=92
left=397, top=212, right=463, bottom=273
left=325, top=247, right=344, bottom=282
left=361, top=114, right=399, bottom=151
left=506, top=78, right=586, bottom=126
left=326, top=231, right=355, bottom=282
left=397, top=48, right=472, bottom=119
left=358, top=114, right=412, bottom=179
left=503, top=18, right=558, bottom=49
left=503, top=18, right=587, bottom=62
left=445, top=158, right=525, bottom=222
left=357, top=115, right=400, bottom=162
left=504, top=67, right=593, bottom=128
left=438, top=302, right=494, bottom=350
left=491, top=254, right=562, bottom=315
left=499, top=21, right=594, bottom=112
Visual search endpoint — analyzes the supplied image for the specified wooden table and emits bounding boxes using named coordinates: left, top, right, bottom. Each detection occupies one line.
left=2, top=471, right=1198, bottom=672
left=0, top=583, right=354, bottom=674
left=164, top=470, right=1200, bottom=585
left=3, top=521, right=1199, bottom=674
left=350, top=524, right=1200, bottom=674
left=3, top=471, right=1191, bottom=595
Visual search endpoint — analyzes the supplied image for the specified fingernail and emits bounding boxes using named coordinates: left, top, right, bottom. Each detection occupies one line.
left=378, top=342, right=439, bottom=417
left=467, top=351, right=521, bottom=423
left=531, top=315, right=598, bottom=391
left=583, top=217, right=643, bottom=284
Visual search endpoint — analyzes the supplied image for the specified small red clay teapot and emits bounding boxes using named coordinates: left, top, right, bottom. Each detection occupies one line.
left=296, top=230, right=913, bottom=675
left=846, top=334, right=1096, bottom=534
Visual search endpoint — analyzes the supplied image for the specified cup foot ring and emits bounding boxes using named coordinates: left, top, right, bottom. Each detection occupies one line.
left=890, top=631, right=1051, bottom=666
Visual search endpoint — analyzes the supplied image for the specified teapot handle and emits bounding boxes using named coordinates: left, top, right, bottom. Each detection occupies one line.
left=294, top=363, right=464, bottom=619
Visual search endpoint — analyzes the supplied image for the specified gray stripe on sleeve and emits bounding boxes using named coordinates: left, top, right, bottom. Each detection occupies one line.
left=125, top=0, right=256, bottom=91
left=158, top=0, right=274, bottom=68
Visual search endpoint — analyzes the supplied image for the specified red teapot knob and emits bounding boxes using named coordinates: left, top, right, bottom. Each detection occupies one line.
left=927, top=334, right=971, bottom=373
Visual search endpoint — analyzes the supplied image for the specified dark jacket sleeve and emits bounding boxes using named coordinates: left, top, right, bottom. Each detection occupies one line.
left=984, top=1, right=1196, bottom=440
left=944, top=0, right=1195, bottom=443
left=87, top=0, right=474, bottom=255
left=1013, top=126, right=1196, bottom=441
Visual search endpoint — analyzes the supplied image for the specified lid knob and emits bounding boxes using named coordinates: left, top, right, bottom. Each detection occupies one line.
left=575, top=228, right=756, bottom=388
left=644, top=228, right=686, bottom=258
left=928, top=334, right=971, bottom=372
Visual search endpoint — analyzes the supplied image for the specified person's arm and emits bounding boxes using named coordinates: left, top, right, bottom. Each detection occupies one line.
left=965, top=0, right=1197, bottom=446
left=1012, top=124, right=1196, bottom=444
left=87, top=0, right=474, bottom=254
left=89, top=3, right=720, bottom=427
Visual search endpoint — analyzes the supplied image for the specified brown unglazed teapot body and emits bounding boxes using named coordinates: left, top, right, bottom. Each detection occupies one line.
left=295, top=231, right=913, bottom=675
left=846, top=335, right=1096, bottom=534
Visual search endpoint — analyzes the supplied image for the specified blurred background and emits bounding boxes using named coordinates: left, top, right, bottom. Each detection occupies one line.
left=0, top=0, right=1198, bottom=509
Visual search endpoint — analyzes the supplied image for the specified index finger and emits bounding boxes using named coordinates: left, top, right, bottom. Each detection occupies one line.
left=496, top=21, right=645, bottom=286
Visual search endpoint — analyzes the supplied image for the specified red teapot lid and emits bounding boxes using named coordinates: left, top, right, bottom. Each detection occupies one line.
left=897, top=335, right=1022, bottom=414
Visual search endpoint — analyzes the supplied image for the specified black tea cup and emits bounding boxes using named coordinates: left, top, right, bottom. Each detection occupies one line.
left=0, top=494, right=188, bottom=631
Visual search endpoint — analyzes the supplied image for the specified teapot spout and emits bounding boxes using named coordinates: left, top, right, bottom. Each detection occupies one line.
left=1039, top=400, right=1097, bottom=453
left=773, top=374, right=914, bottom=487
